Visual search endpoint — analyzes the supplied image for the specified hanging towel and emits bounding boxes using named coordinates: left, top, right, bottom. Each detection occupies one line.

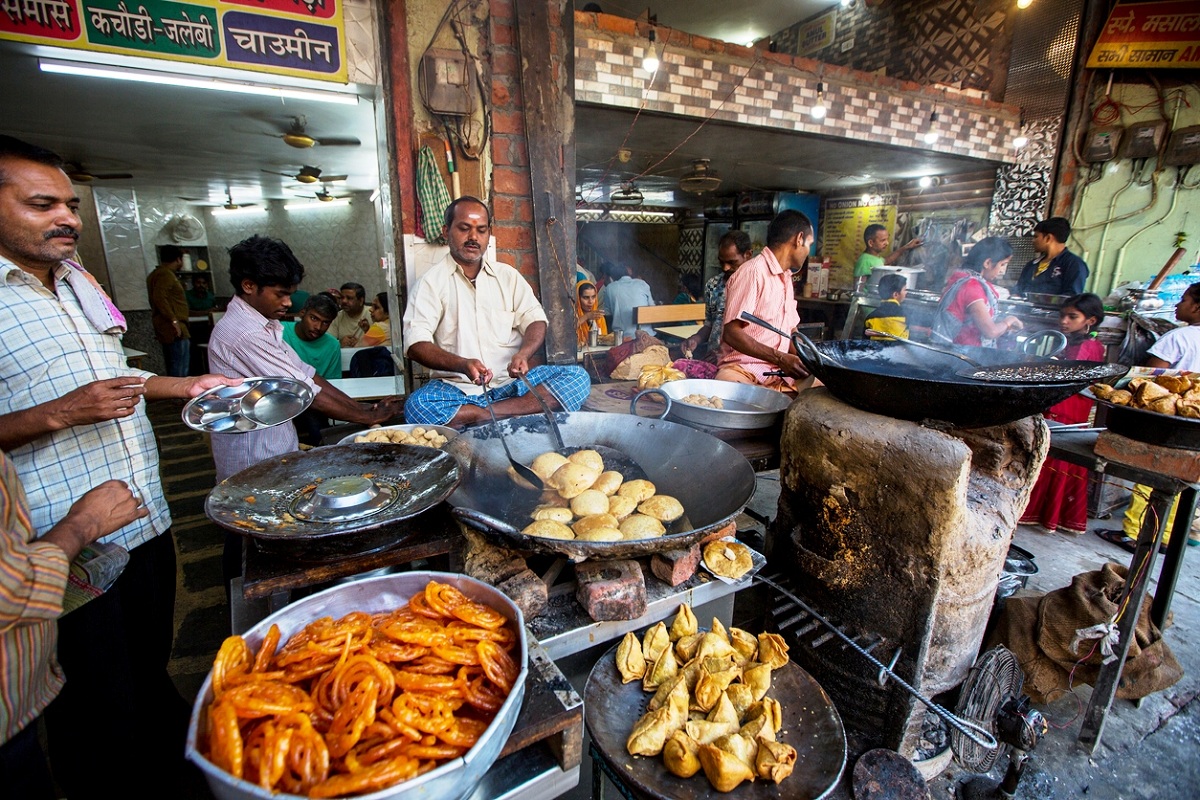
left=61, top=259, right=127, bottom=334
left=416, top=145, right=453, bottom=244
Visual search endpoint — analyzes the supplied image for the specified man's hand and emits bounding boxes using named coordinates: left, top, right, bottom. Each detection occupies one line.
left=181, top=374, right=243, bottom=398
left=1003, top=316, right=1024, bottom=334
left=777, top=353, right=811, bottom=380
left=339, top=335, right=359, bottom=347
left=44, top=480, right=148, bottom=560
left=903, top=237, right=924, bottom=251
left=358, top=318, right=371, bottom=333
left=465, top=360, right=493, bottom=386
left=371, top=397, right=405, bottom=423
left=48, top=377, right=147, bottom=429
left=508, top=355, right=531, bottom=378
left=174, top=321, right=186, bottom=337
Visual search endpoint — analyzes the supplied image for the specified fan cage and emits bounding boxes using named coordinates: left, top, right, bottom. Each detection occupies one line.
left=951, top=645, right=1023, bottom=773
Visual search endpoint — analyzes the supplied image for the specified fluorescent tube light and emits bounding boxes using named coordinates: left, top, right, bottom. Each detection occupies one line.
left=38, top=58, right=359, bottom=105
left=285, top=198, right=351, bottom=210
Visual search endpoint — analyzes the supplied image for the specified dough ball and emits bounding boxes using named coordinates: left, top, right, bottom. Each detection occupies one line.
left=591, top=470, right=625, bottom=496
left=538, top=490, right=569, bottom=508
left=570, top=489, right=610, bottom=518
left=507, top=465, right=538, bottom=490
left=522, top=520, right=575, bottom=540
left=531, top=505, right=574, bottom=523
left=617, top=479, right=657, bottom=503
left=531, top=452, right=570, bottom=481
left=608, top=495, right=638, bottom=520
left=573, top=513, right=620, bottom=536
left=620, top=513, right=666, bottom=540
left=638, top=495, right=685, bottom=523
left=567, top=449, right=605, bottom=472
left=548, top=463, right=600, bottom=499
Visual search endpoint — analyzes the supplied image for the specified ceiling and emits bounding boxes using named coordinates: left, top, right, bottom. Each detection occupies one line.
left=1, top=2, right=1001, bottom=213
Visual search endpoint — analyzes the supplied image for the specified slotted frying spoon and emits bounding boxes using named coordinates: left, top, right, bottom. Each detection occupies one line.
left=481, top=380, right=544, bottom=491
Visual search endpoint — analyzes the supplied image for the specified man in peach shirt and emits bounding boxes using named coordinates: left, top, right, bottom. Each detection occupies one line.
left=716, top=210, right=814, bottom=396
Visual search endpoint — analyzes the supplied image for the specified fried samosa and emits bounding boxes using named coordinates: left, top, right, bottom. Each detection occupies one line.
left=729, top=627, right=759, bottom=662
left=670, top=604, right=698, bottom=641
left=642, top=644, right=679, bottom=691
left=642, top=622, right=670, bottom=664
left=694, top=664, right=742, bottom=711
left=698, top=743, right=756, bottom=792
left=756, top=633, right=790, bottom=669
left=662, top=730, right=702, bottom=778
left=615, top=632, right=646, bottom=683
left=742, top=662, right=773, bottom=702
left=755, top=737, right=797, bottom=783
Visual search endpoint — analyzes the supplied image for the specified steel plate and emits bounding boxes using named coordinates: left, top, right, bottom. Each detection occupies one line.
left=182, top=376, right=313, bottom=433
left=585, top=639, right=846, bottom=800
left=206, top=443, right=460, bottom=540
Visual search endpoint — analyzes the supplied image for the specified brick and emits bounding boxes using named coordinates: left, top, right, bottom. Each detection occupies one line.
left=492, top=109, right=524, bottom=135
left=492, top=83, right=512, bottom=107
left=492, top=167, right=531, bottom=197
left=596, top=14, right=636, bottom=37
left=498, top=568, right=548, bottom=619
left=575, top=559, right=646, bottom=621
left=1095, top=432, right=1200, bottom=483
left=699, top=521, right=737, bottom=547
left=650, top=545, right=702, bottom=586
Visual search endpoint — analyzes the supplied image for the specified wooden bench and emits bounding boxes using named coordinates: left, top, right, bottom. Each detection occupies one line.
left=633, top=303, right=705, bottom=326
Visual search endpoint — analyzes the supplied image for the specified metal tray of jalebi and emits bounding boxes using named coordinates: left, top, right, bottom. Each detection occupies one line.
left=185, top=571, right=528, bottom=800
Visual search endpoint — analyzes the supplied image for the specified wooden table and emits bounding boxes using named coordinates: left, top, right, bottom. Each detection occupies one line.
left=1047, top=429, right=1198, bottom=751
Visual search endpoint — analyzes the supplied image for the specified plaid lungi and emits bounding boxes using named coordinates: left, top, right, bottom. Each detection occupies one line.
left=404, top=365, right=591, bottom=426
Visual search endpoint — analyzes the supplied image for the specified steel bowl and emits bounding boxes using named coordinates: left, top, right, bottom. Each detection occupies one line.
left=338, top=423, right=459, bottom=447
left=629, top=378, right=792, bottom=430
left=186, top=571, right=528, bottom=800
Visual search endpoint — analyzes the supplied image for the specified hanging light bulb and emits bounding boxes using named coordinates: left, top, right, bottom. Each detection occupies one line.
left=642, top=28, right=659, bottom=72
left=1016, top=0, right=1033, bottom=8
left=811, top=82, right=827, bottom=120
left=1013, top=130, right=1029, bottom=148
left=918, top=176, right=933, bottom=188
left=923, top=111, right=939, bottom=144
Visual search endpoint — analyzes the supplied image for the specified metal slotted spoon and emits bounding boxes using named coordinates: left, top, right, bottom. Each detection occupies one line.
left=481, top=380, right=544, bottom=491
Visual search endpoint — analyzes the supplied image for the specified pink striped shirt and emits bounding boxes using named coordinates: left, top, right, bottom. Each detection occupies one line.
left=0, top=451, right=70, bottom=743
left=718, top=247, right=801, bottom=383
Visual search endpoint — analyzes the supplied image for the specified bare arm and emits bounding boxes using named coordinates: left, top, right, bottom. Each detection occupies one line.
left=965, top=300, right=1023, bottom=340
left=1145, top=355, right=1171, bottom=369
left=40, top=480, right=147, bottom=561
left=143, top=374, right=242, bottom=402
left=722, top=320, right=809, bottom=379
left=885, top=238, right=924, bottom=264
left=310, top=377, right=403, bottom=425
left=682, top=323, right=714, bottom=357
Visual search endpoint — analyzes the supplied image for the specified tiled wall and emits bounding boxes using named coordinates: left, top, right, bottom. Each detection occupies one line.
left=574, top=14, right=1019, bottom=165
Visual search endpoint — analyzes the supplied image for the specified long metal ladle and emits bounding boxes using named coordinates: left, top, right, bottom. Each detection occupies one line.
left=518, top=373, right=565, bottom=450
left=872, top=331, right=985, bottom=369
left=480, top=379, right=544, bottom=491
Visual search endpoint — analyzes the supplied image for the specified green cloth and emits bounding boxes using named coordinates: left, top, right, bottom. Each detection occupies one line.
left=282, top=322, right=341, bottom=380
left=854, top=252, right=885, bottom=278
left=417, top=145, right=453, bottom=244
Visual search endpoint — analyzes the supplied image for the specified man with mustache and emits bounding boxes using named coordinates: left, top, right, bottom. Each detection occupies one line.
left=0, top=135, right=240, bottom=795
left=682, top=229, right=753, bottom=363
left=403, top=196, right=590, bottom=426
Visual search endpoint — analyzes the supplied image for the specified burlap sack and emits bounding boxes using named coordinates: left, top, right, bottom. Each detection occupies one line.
left=987, top=563, right=1182, bottom=702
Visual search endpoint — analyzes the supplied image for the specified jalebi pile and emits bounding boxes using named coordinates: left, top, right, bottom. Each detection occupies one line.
left=203, top=581, right=519, bottom=797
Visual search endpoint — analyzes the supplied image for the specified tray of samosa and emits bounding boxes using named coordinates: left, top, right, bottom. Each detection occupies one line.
left=1087, top=369, right=1200, bottom=450
left=584, top=604, right=846, bottom=799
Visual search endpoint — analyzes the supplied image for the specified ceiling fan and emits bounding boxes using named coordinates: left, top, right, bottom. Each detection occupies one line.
left=274, top=116, right=360, bottom=149
left=609, top=182, right=644, bottom=207
left=263, top=165, right=348, bottom=184
left=65, top=161, right=133, bottom=182
left=295, top=187, right=345, bottom=202
left=181, top=189, right=257, bottom=210
left=678, top=158, right=722, bottom=194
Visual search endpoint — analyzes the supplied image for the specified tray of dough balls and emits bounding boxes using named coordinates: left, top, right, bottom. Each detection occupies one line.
left=339, top=424, right=457, bottom=448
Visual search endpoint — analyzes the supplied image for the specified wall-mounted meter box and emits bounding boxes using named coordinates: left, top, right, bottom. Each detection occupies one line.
left=419, top=49, right=475, bottom=116
left=1122, top=120, right=1168, bottom=159
left=1082, top=126, right=1122, bottom=163
left=1165, top=125, right=1200, bottom=167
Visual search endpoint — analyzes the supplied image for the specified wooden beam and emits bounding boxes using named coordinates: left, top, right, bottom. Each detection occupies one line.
left=514, top=0, right=577, bottom=364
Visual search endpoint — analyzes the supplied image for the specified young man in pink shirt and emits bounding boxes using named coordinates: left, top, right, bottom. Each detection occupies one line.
left=716, top=210, right=814, bottom=395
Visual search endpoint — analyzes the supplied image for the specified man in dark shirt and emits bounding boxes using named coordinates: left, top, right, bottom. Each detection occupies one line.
left=1014, top=217, right=1088, bottom=296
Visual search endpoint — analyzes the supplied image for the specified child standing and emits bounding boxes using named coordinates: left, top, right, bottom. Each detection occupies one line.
left=864, top=273, right=910, bottom=339
left=1021, top=293, right=1107, bottom=535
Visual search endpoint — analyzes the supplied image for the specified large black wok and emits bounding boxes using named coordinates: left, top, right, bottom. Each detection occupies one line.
left=792, top=338, right=1128, bottom=428
left=444, top=412, right=756, bottom=561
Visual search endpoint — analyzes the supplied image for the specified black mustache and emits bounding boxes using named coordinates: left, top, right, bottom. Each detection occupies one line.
left=45, top=228, right=79, bottom=241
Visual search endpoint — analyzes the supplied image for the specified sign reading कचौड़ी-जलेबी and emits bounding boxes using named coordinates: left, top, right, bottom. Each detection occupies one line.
left=0, top=0, right=347, bottom=83
left=1087, top=0, right=1200, bottom=69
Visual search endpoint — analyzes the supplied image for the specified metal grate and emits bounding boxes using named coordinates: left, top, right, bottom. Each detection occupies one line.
left=1004, top=0, right=1084, bottom=122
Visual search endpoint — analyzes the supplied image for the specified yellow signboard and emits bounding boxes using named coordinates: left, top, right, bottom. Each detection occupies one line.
left=821, top=194, right=898, bottom=289
left=797, top=10, right=836, bottom=57
left=1087, top=0, right=1200, bottom=69
left=0, top=0, right=348, bottom=83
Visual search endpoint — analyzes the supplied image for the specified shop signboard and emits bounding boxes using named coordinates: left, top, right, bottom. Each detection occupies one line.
left=821, top=194, right=898, bottom=289
left=1087, top=0, right=1200, bottom=70
left=0, top=0, right=346, bottom=82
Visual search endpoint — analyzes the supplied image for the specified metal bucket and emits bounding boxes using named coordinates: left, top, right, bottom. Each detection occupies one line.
left=185, top=571, right=528, bottom=800
left=997, top=544, right=1039, bottom=599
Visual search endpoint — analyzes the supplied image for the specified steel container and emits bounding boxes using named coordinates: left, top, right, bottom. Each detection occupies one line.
left=629, top=378, right=792, bottom=430
left=186, top=571, right=528, bottom=800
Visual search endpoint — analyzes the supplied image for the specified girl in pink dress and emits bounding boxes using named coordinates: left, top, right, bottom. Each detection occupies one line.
left=1020, top=293, right=1107, bottom=535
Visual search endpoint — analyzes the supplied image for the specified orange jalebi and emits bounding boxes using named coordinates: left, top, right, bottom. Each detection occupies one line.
left=201, top=581, right=518, bottom=798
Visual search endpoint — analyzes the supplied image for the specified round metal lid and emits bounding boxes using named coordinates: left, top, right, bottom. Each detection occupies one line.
left=288, top=475, right=399, bottom=523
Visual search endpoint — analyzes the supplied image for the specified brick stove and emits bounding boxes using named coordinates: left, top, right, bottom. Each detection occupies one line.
left=767, top=389, right=1049, bottom=756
